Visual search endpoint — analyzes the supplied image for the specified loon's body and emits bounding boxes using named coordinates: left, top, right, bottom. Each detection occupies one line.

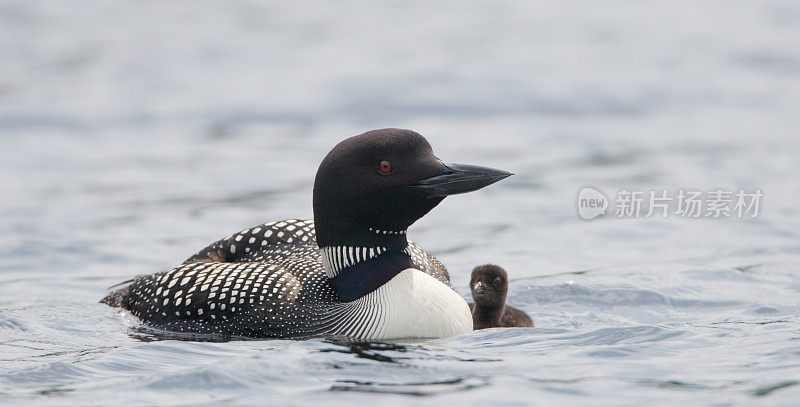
left=103, top=129, right=511, bottom=340
left=103, top=219, right=466, bottom=338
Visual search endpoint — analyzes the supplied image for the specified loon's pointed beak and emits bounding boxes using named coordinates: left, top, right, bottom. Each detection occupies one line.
left=473, top=281, right=486, bottom=295
left=411, top=162, right=513, bottom=199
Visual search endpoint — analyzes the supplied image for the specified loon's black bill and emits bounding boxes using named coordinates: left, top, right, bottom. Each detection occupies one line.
left=411, top=162, right=513, bottom=198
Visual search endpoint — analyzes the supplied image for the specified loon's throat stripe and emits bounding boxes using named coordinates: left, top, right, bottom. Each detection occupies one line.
left=328, top=251, right=415, bottom=302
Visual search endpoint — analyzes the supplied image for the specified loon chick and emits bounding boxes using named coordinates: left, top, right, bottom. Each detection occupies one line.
left=102, top=128, right=512, bottom=340
left=468, top=264, right=533, bottom=329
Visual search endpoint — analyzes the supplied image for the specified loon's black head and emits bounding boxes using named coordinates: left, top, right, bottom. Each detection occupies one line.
left=470, top=264, right=509, bottom=308
left=313, top=128, right=512, bottom=249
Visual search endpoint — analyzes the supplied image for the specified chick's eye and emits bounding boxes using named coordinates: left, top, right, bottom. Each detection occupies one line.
left=378, top=160, right=392, bottom=175
left=492, top=277, right=503, bottom=286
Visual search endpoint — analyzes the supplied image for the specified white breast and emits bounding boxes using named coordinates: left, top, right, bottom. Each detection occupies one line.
left=331, top=269, right=473, bottom=340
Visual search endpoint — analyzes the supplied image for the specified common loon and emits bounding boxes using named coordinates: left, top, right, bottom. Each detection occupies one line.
left=102, top=128, right=512, bottom=340
left=468, top=264, right=533, bottom=329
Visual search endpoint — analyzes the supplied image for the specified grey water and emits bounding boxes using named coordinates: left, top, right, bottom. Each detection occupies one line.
left=2, top=1, right=800, bottom=405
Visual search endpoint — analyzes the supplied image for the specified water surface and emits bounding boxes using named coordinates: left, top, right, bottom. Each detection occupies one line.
left=2, top=1, right=800, bottom=405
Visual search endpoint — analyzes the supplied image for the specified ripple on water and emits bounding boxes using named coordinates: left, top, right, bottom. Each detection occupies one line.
left=0, top=314, right=29, bottom=332
left=550, top=326, right=686, bottom=346
left=524, top=283, right=671, bottom=307
left=144, top=369, right=249, bottom=391
left=752, top=380, right=800, bottom=397
left=520, top=281, right=746, bottom=311
left=329, top=376, right=491, bottom=396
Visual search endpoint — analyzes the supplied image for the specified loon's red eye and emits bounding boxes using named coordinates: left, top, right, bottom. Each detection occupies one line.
left=379, top=160, right=392, bottom=175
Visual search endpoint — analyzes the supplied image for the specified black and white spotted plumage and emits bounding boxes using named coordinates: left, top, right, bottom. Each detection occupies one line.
left=104, top=219, right=450, bottom=339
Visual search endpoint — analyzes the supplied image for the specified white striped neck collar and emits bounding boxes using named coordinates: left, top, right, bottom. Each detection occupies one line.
left=318, top=228, right=409, bottom=279
left=320, top=245, right=395, bottom=278
left=320, top=245, right=416, bottom=301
